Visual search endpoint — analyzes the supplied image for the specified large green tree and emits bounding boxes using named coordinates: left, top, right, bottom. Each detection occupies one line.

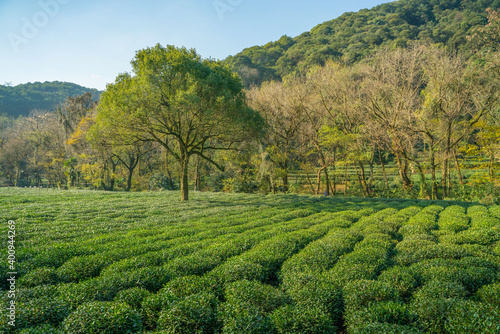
left=93, top=44, right=263, bottom=200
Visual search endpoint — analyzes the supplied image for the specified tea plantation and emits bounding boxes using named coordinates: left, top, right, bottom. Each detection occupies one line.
left=1, top=188, right=500, bottom=333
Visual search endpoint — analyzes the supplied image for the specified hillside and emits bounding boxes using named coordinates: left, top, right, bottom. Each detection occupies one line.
left=226, top=0, right=500, bottom=87
left=0, top=81, right=100, bottom=118
left=1, top=188, right=499, bottom=333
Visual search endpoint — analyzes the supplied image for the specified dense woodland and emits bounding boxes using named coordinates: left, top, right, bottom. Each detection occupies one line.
left=228, top=0, right=500, bottom=87
left=0, top=81, right=100, bottom=118
left=0, top=0, right=500, bottom=203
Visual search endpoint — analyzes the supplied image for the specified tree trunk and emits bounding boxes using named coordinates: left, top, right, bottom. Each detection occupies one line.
left=281, top=160, right=289, bottom=193
left=324, top=167, right=331, bottom=196
left=303, top=167, right=315, bottom=195
left=126, top=168, right=133, bottom=192
left=181, top=154, right=190, bottom=201
left=489, top=153, right=495, bottom=182
left=367, top=152, right=375, bottom=194
left=358, top=161, right=370, bottom=196
left=344, top=163, right=348, bottom=195
left=415, top=161, right=431, bottom=199
left=441, top=158, right=448, bottom=198
left=396, top=154, right=412, bottom=190
left=316, top=167, right=324, bottom=195
left=194, top=159, right=201, bottom=191
left=378, top=149, right=389, bottom=190
left=453, top=150, right=464, bottom=186
left=353, top=163, right=367, bottom=197
left=332, top=148, right=337, bottom=196
left=109, top=164, right=116, bottom=191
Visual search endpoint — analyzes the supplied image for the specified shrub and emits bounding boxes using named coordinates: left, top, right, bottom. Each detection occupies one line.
left=494, top=241, right=500, bottom=256
left=271, top=304, right=336, bottom=334
left=378, top=266, right=418, bottom=299
left=63, top=301, right=142, bottom=334
left=157, top=292, right=219, bottom=334
left=439, top=227, right=500, bottom=246
left=18, top=267, right=60, bottom=287
left=19, top=324, right=64, bottom=334
left=142, top=290, right=179, bottom=330
left=16, top=296, right=71, bottom=330
left=279, top=230, right=360, bottom=289
left=399, top=244, right=470, bottom=265
left=114, top=287, right=152, bottom=309
left=219, top=304, right=275, bottom=334
left=163, top=275, right=222, bottom=300
left=343, top=280, right=399, bottom=313
left=394, top=239, right=436, bottom=265
left=327, top=246, right=390, bottom=286
left=56, top=282, right=97, bottom=311
left=445, top=300, right=500, bottom=334
left=354, top=233, right=395, bottom=252
left=209, top=259, right=265, bottom=286
left=286, top=277, right=343, bottom=324
left=411, top=281, right=468, bottom=334
left=224, top=280, right=290, bottom=313
left=475, top=282, right=500, bottom=306
left=346, top=301, right=418, bottom=331
left=347, top=322, right=423, bottom=334
left=411, top=258, right=497, bottom=293
left=437, top=205, right=469, bottom=232
left=468, top=205, right=500, bottom=229
left=57, top=254, right=113, bottom=283
left=325, top=262, right=379, bottom=286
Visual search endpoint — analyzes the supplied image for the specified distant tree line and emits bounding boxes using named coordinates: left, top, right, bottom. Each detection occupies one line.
left=227, top=0, right=500, bottom=87
left=0, top=81, right=100, bottom=118
left=0, top=8, right=499, bottom=202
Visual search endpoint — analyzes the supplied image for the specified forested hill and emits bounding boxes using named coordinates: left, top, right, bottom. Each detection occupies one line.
left=0, top=81, right=100, bottom=118
left=226, top=0, right=500, bottom=87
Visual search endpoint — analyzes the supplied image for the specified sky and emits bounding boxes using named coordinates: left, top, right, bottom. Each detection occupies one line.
left=0, top=0, right=389, bottom=91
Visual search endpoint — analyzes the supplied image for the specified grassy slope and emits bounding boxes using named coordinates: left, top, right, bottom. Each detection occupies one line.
left=1, top=188, right=499, bottom=333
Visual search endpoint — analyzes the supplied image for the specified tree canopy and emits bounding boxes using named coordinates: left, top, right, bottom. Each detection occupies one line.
left=92, top=44, right=264, bottom=200
left=0, top=81, right=100, bottom=117
left=226, top=0, right=500, bottom=87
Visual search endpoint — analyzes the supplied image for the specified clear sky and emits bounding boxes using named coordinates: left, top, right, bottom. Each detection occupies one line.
left=0, top=0, right=389, bottom=90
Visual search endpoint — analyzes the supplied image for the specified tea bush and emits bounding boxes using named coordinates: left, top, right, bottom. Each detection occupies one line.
left=2, top=188, right=500, bottom=333
left=63, top=301, right=142, bottom=334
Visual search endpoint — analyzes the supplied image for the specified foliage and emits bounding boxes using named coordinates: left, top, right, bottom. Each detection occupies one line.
left=1, top=189, right=500, bottom=333
left=0, top=81, right=100, bottom=117
left=62, top=301, right=142, bottom=333
left=226, top=0, right=499, bottom=87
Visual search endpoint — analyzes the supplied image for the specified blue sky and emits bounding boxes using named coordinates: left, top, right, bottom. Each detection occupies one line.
left=0, top=0, right=389, bottom=90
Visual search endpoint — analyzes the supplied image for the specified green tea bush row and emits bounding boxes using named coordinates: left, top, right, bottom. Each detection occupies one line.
left=378, top=266, right=419, bottom=299
left=279, top=229, right=361, bottom=291
left=217, top=220, right=339, bottom=285
left=410, top=280, right=468, bottom=333
left=166, top=213, right=326, bottom=279
left=410, top=257, right=497, bottom=293
left=475, top=282, right=500, bottom=306
left=345, top=301, right=420, bottom=334
left=62, top=301, right=142, bottom=334
left=437, top=205, right=470, bottom=232
left=219, top=280, right=289, bottom=333
left=399, top=205, right=442, bottom=238
left=444, top=300, right=500, bottom=334
left=468, top=205, right=500, bottom=229
left=396, top=243, right=471, bottom=266
left=324, top=234, right=394, bottom=286
left=439, top=227, right=500, bottom=246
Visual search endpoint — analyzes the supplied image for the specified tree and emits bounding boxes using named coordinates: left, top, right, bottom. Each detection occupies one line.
left=93, top=44, right=263, bottom=200
left=247, top=79, right=306, bottom=192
